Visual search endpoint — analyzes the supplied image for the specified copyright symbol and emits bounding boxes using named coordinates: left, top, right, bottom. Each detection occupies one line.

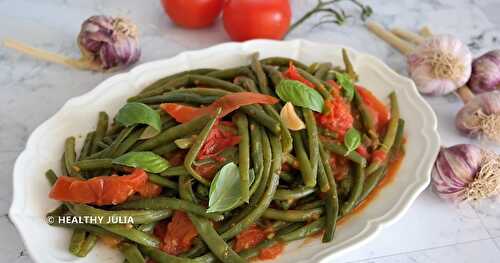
left=47, top=216, right=55, bottom=225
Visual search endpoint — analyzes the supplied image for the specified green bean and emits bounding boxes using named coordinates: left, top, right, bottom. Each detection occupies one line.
left=338, top=172, right=353, bottom=199
left=70, top=204, right=172, bottom=224
left=68, top=230, right=86, bottom=256
left=251, top=53, right=273, bottom=97
left=317, top=160, right=331, bottom=193
left=342, top=48, right=358, bottom=81
left=73, top=158, right=113, bottom=172
left=322, top=141, right=367, bottom=167
left=95, top=140, right=109, bottom=149
left=249, top=120, right=263, bottom=187
left=159, top=166, right=189, bottom=177
left=137, top=92, right=220, bottom=105
left=47, top=204, right=68, bottom=217
left=90, top=112, right=109, bottom=154
left=79, top=132, right=95, bottom=160
left=196, top=183, right=210, bottom=198
left=233, top=112, right=250, bottom=202
left=319, top=141, right=339, bottom=242
left=190, top=74, right=243, bottom=93
left=101, top=224, right=160, bottom=248
left=366, top=92, right=400, bottom=174
left=296, top=68, right=331, bottom=100
left=130, top=75, right=191, bottom=101
left=264, top=104, right=293, bottom=153
left=51, top=222, right=119, bottom=238
left=76, top=233, right=98, bottom=257
left=115, top=127, right=146, bottom=156
left=263, top=207, right=323, bottom=222
left=314, top=63, right=332, bottom=80
left=292, top=131, right=316, bottom=187
left=115, top=197, right=223, bottom=221
left=220, top=133, right=281, bottom=240
left=138, top=68, right=216, bottom=95
left=119, top=242, right=146, bottom=263
left=353, top=90, right=378, bottom=144
left=303, top=108, right=319, bottom=179
left=279, top=172, right=296, bottom=184
left=152, top=142, right=178, bottom=156
left=64, top=137, right=79, bottom=177
left=263, top=65, right=284, bottom=87
left=98, top=126, right=135, bottom=159
left=140, top=246, right=195, bottom=263
left=239, top=239, right=279, bottom=259
left=273, top=187, right=316, bottom=200
left=340, top=163, right=365, bottom=216
left=45, top=169, right=58, bottom=186
left=180, top=238, right=208, bottom=258
left=134, top=114, right=211, bottom=151
left=137, top=222, right=156, bottom=234
left=307, top=62, right=320, bottom=74
left=106, top=123, right=124, bottom=137
left=295, top=200, right=324, bottom=210
left=261, top=57, right=308, bottom=70
left=206, top=66, right=254, bottom=80
left=240, top=104, right=280, bottom=134
left=178, top=176, right=245, bottom=263
left=184, top=111, right=219, bottom=186
left=148, top=174, right=178, bottom=190
left=279, top=217, right=325, bottom=242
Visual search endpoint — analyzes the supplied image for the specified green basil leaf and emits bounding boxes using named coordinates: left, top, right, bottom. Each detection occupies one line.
left=344, top=128, right=361, bottom=156
left=336, top=73, right=355, bottom=102
left=140, top=126, right=160, bottom=140
left=276, top=80, right=324, bottom=112
left=112, top=151, right=170, bottom=173
left=116, top=103, right=161, bottom=138
left=207, top=163, right=255, bottom=213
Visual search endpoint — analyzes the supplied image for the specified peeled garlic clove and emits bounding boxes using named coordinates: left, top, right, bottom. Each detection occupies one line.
left=78, top=16, right=141, bottom=70
left=455, top=90, right=500, bottom=143
left=407, top=35, right=472, bottom=96
left=468, top=50, right=500, bottom=94
left=280, top=102, right=305, bottom=131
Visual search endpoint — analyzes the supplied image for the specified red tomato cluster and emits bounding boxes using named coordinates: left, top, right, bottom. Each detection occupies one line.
left=160, top=0, right=291, bottom=41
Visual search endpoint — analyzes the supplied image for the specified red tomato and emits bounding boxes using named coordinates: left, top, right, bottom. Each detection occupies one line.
left=160, top=0, right=224, bottom=29
left=356, top=86, right=390, bottom=131
left=371, top=150, right=387, bottom=163
left=234, top=225, right=267, bottom=252
left=198, top=121, right=240, bottom=160
left=283, top=62, right=314, bottom=88
left=161, top=92, right=278, bottom=123
left=161, top=211, right=198, bottom=255
left=223, top=0, right=291, bottom=41
left=136, top=182, right=162, bottom=198
left=48, top=169, right=148, bottom=206
left=316, top=98, right=354, bottom=138
left=259, top=242, right=285, bottom=260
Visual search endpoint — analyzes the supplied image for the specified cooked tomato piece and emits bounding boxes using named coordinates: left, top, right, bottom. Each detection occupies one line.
left=356, top=145, right=369, bottom=159
left=371, top=150, right=387, bottom=163
left=234, top=225, right=267, bottom=252
left=136, top=182, right=162, bottom=198
left=316, top=97, right=354, bottom=138
left=283, top=62, right=314, bottom=88
left=161, top=92, right=278, bottom=123
left=99, top=234, right=123, bottom=248
left=161, top=211, right=198, bottom=255
left=195, top=163, right=220, bottom=179
left=356, top=86, right=390, bottom=131
left=198, top=121, right=240, bottom=160
left=49, top=169, right=148, bottom=206
left=330, top=155, right=349, bottom=181
left=259, top=242, right=285, bottom=260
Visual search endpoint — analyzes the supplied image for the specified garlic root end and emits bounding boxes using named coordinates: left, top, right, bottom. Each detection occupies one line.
left=366, top=21, right=415, bottom=55
left=391, top=28, right=425, bottom=45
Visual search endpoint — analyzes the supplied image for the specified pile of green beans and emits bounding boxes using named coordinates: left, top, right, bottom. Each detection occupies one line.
left=46, top=51, right=405, bottom=263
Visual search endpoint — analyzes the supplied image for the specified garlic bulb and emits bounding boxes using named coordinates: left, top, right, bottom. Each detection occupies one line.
left=78, top=16, right=141, bottom=70
left=407, top=35, right=472, bottom=96
left=455, top=90, right=500, bottom=144
left=3, top=15, right=140, bottom=71
left=432, top=144, right=500, bottom=201
left=280, top=102, right=305, bottom=131
left=468, top=50, right=500, bottom=94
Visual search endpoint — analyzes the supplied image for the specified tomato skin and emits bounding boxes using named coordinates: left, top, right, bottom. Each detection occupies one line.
left=234, top=225, right=267, bottom=252
left=259, top=242, right=285, bottom=260
left=161, top=0, right=224, bottom=29
left=136, top=182, right=162, bottom=198
left=160, top=211, right=198, bottom=255
left=356, top=86, right=390, bottom=131
left=283, top=62, right=314, bottom=88
left=223, top=0, right=291, bottom=41
left=49, top=169, right=148, bottom=206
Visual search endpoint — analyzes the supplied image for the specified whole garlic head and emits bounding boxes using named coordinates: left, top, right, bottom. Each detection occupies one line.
left=407, top=35, right=472, bottom=96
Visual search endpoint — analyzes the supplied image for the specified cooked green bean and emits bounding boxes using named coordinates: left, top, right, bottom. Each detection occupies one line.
left=184, top=111, right=219, bottom=185
left=64, top=137, right=79, bottom=177
left=353, top=90, right=378, bottom=144
left=307, top=62, right=320, bottom=75
left=233, top=112, right=250, bottom=202
left=279, top=172, right=296, bottom=184
left=261, top=57, right=308, bottom=70
left=314, top=63, right=332, bottom=80
left=322, top=141, right=367, bottom=167
left=148, top=174, right=178, bottom=190
left=317, top=160, right=331, bottom=193
left=340, top=163, right=365, bottom=216
left=303, top=108, right=319, bottom=179
left=70, top=204, right=171, bottom=224
left=129, top=75, right=191, bottom=101
left=140, top=246, right=196, bottom=263
left=73, top=158, right=113, bottom=172
left=160, top=165, right=189, bottom=177
left=251, top=53, right=273, bottom=96
left=90, top=112, right=109, bottom=154
left=207, top=66, right=254, bottom=80
left=295, top=200, right=324, bottom=210
left=45, top=169, right=58, bottom=186
left=79, top=132, right=95, bottom=160
left=366, top=92, right=400, bottom=174
left=115, top=197, right=223, bottom=221
left=137, top=92, right=220, bottom=105
left=119, top=242, right=146, bottom=263
left=342, top=48, right=358, bottom=81
left=279, top=217, right=325, bottom=242
left=263, top=65, right=284, bottom=87
left=138, top=68, right=216, bottom=95
left=319, top=141, right=339, bottom=242
left=292, top=131, right=316, bottom=187
left=76, top=233, right=98, bottom=257
left=263, top=207, right=323, bottom=222
left=101, top=224, right=160, bottom=248
left=273, top=187, right=316, bottom=200
left=152, top=142, right=178, bottom=156
left=68, top=230, right=86, bottom=256
left=115, top=127, right=146, bottom=156
left=137, top=222, right=156, bottom=234
left=296, top=68, right=331, bottom=100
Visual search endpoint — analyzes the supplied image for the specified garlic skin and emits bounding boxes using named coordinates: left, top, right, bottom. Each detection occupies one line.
left=407, top=35, right=472, bottom=96
left=78, top=16, right=141, bottom=70
left=280, top=102, right=305, bottom=131
left=455, top=90, right=500, bottom=143
left=468, top=50, right=500, bottom=94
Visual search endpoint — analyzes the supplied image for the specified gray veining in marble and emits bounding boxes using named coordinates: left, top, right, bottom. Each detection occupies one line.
left=1, top=0, right=500, bottom=262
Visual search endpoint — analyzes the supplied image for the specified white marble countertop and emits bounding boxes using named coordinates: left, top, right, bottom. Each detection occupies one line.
left=1, top=0, right=500, bottom=262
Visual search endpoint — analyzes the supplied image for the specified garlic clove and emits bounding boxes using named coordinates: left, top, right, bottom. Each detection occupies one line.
left=280, top=102, right=305, bottom=131
left=468, top=49, right=500, bottom=94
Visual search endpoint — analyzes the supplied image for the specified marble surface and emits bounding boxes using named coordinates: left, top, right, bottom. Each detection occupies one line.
left=1, top=0, right=499, bottom=262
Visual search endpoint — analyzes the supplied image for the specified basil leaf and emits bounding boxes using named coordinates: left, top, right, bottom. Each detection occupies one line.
left=276, top=80, right=324, bottom=112
left=140, top=126, right=160, bottom=140
left=336, top=73, right=355, bottom=102
left=207, top=163, right=255, bottom=213
left=344, top=128, right=361, bottom=156
left=112, top=151, right=170, bottom=173
left=116, top=103, right=161, bottom=138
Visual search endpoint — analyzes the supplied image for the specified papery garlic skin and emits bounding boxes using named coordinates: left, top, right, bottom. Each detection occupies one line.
left=407, top=35, right=472, bottom=96
left=78, top=16, right=141, bottom=70
left=468, top=50, right=500, bottom=94
left=432, top=144, right=482, bottom=201
left=456, top=91, right=500, bottom=143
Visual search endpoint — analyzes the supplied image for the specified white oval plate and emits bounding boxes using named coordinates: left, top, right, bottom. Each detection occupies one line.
left=10, top=39, right=440, bottom=263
